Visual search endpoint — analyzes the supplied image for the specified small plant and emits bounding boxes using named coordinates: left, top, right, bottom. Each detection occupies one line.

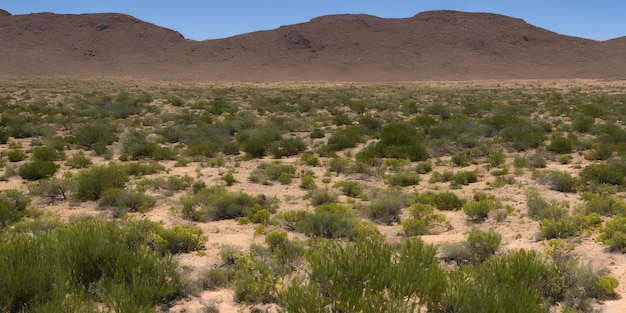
left=463, top=199, right=497, bottom=221
left=402, top=203, right=446, bottom=236
left=65, top=152, right=93, bottom=168
left=18, top=160, right=59, bottom=180
left=222, top=171, right=236, bottom=186
left=6, top=150, right=27, bottom=162
left=333, top=181, right=363, bottom=198
left=386, top=172, right=420, bottom=187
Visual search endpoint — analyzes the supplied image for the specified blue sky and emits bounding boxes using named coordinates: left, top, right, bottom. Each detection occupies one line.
left=1, top=1, right=624, bottom=41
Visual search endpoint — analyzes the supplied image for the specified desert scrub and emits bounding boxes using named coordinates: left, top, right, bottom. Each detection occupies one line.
left=402, top=203, right=446, bottom=236
left=333, top=181, right=363, bottom=198
left=463, top=198, right=497, bottom=221
left=0, top=218, right=183, bottom=312
left=249, top=162, right=296, bottom=184
left=65, top=152, right=93, bottom=168
left=599, top=216, right=626, bottom=252
left=416, top=191, right=465, bottom=211
left=270, top=136, right=307, bottom=158
left=180, top=185, right=272, bottom=222
left=18, top=160, right=59, bottom=180
left=577, top=193, right=626, bottom=216
left=0, top=190, right=31, bottom=228
left=535, top=170, right=580, bottom=193
left=540, top=213, right=602, bottom=239
left=99, top=188, right=157, bottom=216
left=386, top=172, right=420, bottom=187
left=367, top=189, right=409, bottom=225
left=74, top=164, right=129, bottom=201
left=279, top=237, right=446, bottom=312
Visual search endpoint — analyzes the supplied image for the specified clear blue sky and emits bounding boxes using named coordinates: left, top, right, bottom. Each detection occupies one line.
left=1, top=0, right=624, bottom=41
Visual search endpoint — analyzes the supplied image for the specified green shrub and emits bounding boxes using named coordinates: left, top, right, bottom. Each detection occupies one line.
left=299, top=174, right=317, bottom=190
left=73, top=122, right=118, bottom=155
left=74, top=164, right=129, bottom=201
left=6, top=150, right=27, bottom=162
left=402, top=203, right=446, bottom=236
left=122, top=130, right=158, bottom=160
left=0, top=218, right=183, bottom=312
left=27, top=178, right=73, bottom=201
left=328, top=157, right=351, bottom=174
left=535, top=170, right=579, bottom=193
left=123, top=161, right=165, bottom=176
left=18, top=160, right=59, bottom=180
left=466, top=228, right=502, bottom=263
left=280, top=237, right=446, bottom=312
left=526, top=188, right=550, bottom=219
left=417, top=191, right=464, bottom=211
left=0, top=190, right=31, bottom=228
left=271, top=137, right=307, bottom=158
left=222, top=171, right=236, bottom=186
left=99, top=188, right=157, bottom=215
left=463, top=199, right=497, bottom=221
left=65, top=152, right=92, bottom=168
left=309, top=128, right=325, bottom=139
left=386, top=172, right=420, bottom=186
left=578, top=193, right=626, bottom=216
left=249, top=162, right=296, bottom=183
left=415, top=161, right=433, bottom=174
left=309, top=188, right=337, bottom=206
left=547, top=135, right=573, bottom=154
left=333, top=181, right=363, bottom=197
left=581, top=163, right=626, bottom=186
left=300, top=152, right=320, bottom=166
left=368, top=189, right=407, bottom=225
left=599, top=216, right=626, bottom=252
left=326, top=125, right=363, bottom=151
left=451, top=150, right=472, bottom=167
left=451, top=170, right=478, bottom=186
left=181, top=185, right=269, bottom=222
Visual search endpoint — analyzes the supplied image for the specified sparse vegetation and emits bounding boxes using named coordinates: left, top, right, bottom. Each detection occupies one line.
left=1, top=78, right=625, bottom=312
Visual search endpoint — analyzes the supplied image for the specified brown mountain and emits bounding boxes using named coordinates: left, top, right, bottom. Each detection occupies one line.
left=0, top=10, right=624, bottom=81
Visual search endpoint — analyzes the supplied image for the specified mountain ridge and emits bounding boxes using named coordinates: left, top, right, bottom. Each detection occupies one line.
left=1, top=10, right=624, bottom=81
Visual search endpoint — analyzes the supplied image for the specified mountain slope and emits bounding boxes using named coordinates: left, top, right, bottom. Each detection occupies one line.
left=0, top=10, right=623, bottom=81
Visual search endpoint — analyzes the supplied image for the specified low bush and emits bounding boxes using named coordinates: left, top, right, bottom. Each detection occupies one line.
left=18, top=160, right=59, bottom=180
left=599, top=216, right=626, bottom=252
left=74, top=164, right=129, bottom=201
left=279, top=237, right=446, bottom=312
left=0, top=190, right=31, bottom=228
left=181, top=185, right=270, bottom=222
left=249, top=162, right=296, bottom=184
left=581, top=163, right=626, bottom=186
left=578, top=193, right=626, bottom=216
left=367, top=189, right=408, bottom=225
left=65, top=152, right=92, bottom=168
left=271, top=137, right=307, bottom=158
left=402, top=203, right=446, bottom=236
left=99, top=188, right=157, bottom=215
left=333, top=181, right=363, bottom=198
left=6, top=150, right=27, bottom=162
left=463, top=199, right=497, bottom=221
left=386, top=172, right=420, bottom=187
left=535, top=170, right=580, bottom=193
left=417, top=191, right=465, bottom=211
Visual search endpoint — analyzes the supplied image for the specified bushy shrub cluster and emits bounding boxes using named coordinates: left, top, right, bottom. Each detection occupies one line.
left=416, top=191, right=465, bottom=211
left=402, top=203, right=446, bottom=236
left=249, top=162, right=296, bottom=184
left=181, top=185, right=271, bottom=222
left=0, top=218, right=186, bottom=312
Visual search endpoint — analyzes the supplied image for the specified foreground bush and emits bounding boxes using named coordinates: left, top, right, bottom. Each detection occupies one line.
left=279, top=237, right=446, bottom=312
left=0, top=190, right=31, bottom=228
left=0, top=218, right=183, bottom=312
left=18, top=160, right=59, bottom=180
